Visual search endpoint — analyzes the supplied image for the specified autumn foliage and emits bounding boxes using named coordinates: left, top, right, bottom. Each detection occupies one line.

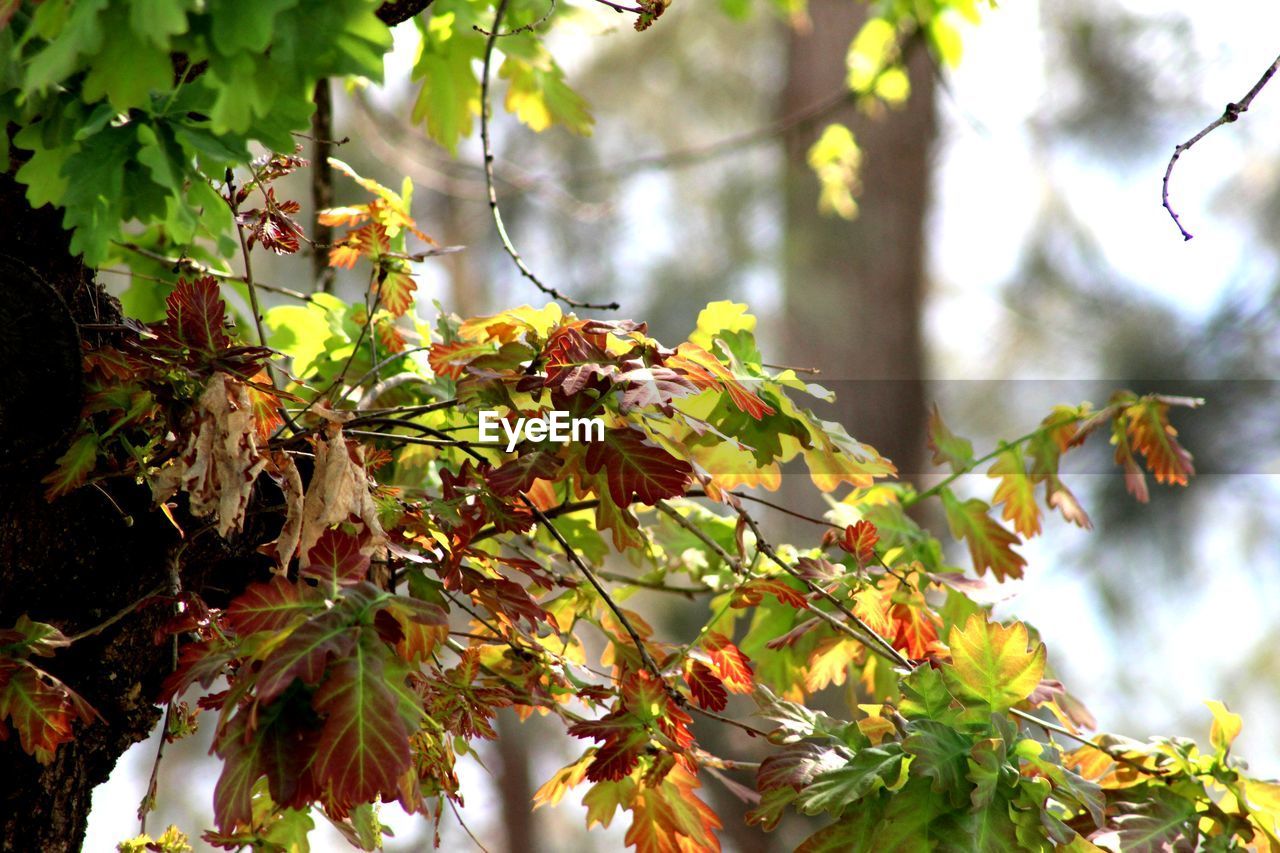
left=3, top=1, right=1278, bottom=851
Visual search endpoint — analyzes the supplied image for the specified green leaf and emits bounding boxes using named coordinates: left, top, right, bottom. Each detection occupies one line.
left=499, top=40, right=592, bottom=135
left=22, top=0, right=110, bottom=95
left=40, top=430, right=99, bottom=500
left=211, top=0, right=298, bottom=55
left=60, top=124, right=136, bottom=265
left=411, top=12, right=483, bottom=154
left=1112, top=787, right=1199, bottom=852
left=903, top=720, right=972, bottom=808
left=797, top=745, right=906, bottom=815
left=966, top=737, right=1007, bottom=811
left=868, top=777, right=953, bottom=851
left=807, top=123, right=860, bottom=219
left=796, top=802, right=883, bottom=853
left=928, top=404, right=975, bottom=473
left=129, top=0, right=193, bottom=47
left=955, top=788, right=1037, bottom=853
left=80, top=7, right=172, bottom=110
left=941, top=614, right=1045, bottom=714
left=1206, top=699, right=1242, bottom=756
left=899, top=663, right=957, bottom=722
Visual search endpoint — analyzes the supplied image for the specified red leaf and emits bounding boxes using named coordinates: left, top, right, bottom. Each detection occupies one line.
left=703, top=633, right=754, bottom=694
left=730, top=579, right=808, bottom=610
left=670, top=343, right=774, bottom=419
left=310, top=636, right=416, bottom=813
left=837, top=520, right=879, bottom=568
left=941, top=491, right=1026, bottom=582
left=255, top=608, right=357, bottom=704
left=1125, top=400, right=1195, bottom=486
left=301, top=527, right=372, bottom=588
left=486, top=451, right=565, bottom=497
left=41, top=432, right=99, bottom=500
left=584, top=426, right=693, bottom=508
left=684, top=662, right=728, bottom=712
left=225, top=576, right=324, bottom=637
left=163, top=277, right=231, bottom=354
left=0, top=661, right=98, bottom=764
left=889, top=603, right=940, bottom=660
left=428, top=340, right=498, bottom=379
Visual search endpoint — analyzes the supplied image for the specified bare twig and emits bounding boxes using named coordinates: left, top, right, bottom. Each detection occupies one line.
left=111, top=246, right=315, bottom=301
left=1162, top=52, right=1280, bottom=240
left=67, top=582, right=167, bottom=643
left=478, top=0, right=620, bottom=311
left=474, top=0, right=555, bottom=36
left=657, top=500, right=742, bottom=571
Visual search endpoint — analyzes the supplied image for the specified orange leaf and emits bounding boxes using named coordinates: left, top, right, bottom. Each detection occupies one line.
left=988, top=447, right=1040, bottom=538
left=702, top=632, right=753, bottom=694
left=941, top=490, right=1026, bottom=581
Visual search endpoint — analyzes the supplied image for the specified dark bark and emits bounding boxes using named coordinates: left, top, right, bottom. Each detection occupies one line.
left=376, top=0, right=436, bottom=26
left=781, top=0, right=936, bottom=494
left=0, top=169, right=276, bottom=849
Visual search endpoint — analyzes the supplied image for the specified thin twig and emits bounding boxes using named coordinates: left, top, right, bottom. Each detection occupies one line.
left=1162, top=52, right=1280, bottom=240
left=67, top=582, right=167, bottom=643
left=111, top=247, right=315, bottom=301
left=526, top=500, right=669, bottom=686
left=596, top=569, right=715, bottom=598
left=687, top=704, right=772, bottom=739
left=592, top=0, right=643, bottom=13
left=346, top=428, right=476, bottom=448
left=657, top=499, right=742, bottom=571
left=736, top=509, right=911, bottom=669
left=478, top=0, right=620, bottom=311
left=730, top=490, right=838, bottom=529
left=474, top=0, right=554, bottom=36
left=1011, top=708, right=1171, bottom=780
left=903, top=424, right=1049, bottom=509
left=227, top=173, right=271, bottom=354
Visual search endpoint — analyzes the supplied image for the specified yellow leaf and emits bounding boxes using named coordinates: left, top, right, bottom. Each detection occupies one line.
left=533, top=753, right=594, bottom=809
left=689, top=301, right=756, bottom=350
left=1206, top=699, right=1242, bottom=754
left=942, top=614, right=1045, bottom=713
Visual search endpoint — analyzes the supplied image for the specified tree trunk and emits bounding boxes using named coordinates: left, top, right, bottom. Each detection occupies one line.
left=781, top=0, right=935, bottom=501
left=0, top=167, right=273, bottom=850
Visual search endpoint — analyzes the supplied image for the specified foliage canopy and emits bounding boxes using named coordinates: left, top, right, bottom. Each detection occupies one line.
left=2, top=1, right=1276, bottom=851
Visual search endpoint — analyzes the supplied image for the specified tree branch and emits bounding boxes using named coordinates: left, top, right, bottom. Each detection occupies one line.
left=478, top=0, right=620, bottom=311
left=1162, top=51, right=1280, bottom=240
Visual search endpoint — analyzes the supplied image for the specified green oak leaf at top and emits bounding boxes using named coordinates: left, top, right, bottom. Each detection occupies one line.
left=942, top=614, right=1045, bottom=714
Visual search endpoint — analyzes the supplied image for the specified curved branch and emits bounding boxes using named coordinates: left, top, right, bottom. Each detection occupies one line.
left=478, top=0, right=620, bottom=311
left=1162, top=52, right=1280, bottom=241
